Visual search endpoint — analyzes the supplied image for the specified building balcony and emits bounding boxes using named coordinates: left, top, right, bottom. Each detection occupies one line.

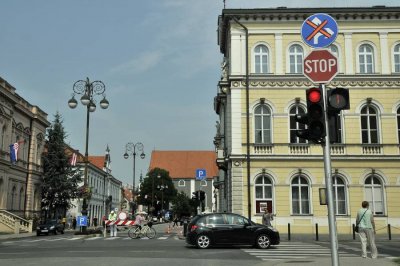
left=246, top=143, right=398, bottom=157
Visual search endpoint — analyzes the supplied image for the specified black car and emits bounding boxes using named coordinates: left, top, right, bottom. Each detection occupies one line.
left=186, top=213, right=280, bottom=249
left=36, top=219, right=64, bottom=236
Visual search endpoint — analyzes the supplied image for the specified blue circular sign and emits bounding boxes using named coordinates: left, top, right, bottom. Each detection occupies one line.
left=301, top=13, right=338, bottom=48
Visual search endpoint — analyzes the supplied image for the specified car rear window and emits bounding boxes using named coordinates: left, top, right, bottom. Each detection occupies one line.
left=197, top=214, right=226, bottom=225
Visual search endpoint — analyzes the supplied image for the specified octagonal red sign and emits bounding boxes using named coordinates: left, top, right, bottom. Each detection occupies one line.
left=303, top=50, right=338, bottom=83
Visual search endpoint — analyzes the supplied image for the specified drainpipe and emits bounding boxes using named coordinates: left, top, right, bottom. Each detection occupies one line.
left=24, top=117, right=33, bottom=218
left=232, top=17, right=251, bottom=220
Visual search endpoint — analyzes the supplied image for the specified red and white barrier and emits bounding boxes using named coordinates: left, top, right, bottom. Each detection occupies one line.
left=105, top=219, right=136, bottom=226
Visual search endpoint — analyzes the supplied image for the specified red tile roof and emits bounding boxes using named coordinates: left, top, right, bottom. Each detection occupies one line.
left=88, top=156, right=105, bottom=170
left=149, top=150, right=218, bottom=179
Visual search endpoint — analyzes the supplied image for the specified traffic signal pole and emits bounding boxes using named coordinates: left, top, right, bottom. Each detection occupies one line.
left=321, top=84, right=340, bottom=266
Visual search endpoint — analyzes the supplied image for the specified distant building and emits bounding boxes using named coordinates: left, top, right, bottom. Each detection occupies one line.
left=149, top=150, right=218, bottom=212
left=68, top=147, right=123, bottom=222
left=0, top=76, right=50, bottom=219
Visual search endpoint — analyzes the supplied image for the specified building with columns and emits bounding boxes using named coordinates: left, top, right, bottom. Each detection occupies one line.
left=214, top=6, right=400, bottom=235
left=0, top=76, right=50, bottom=220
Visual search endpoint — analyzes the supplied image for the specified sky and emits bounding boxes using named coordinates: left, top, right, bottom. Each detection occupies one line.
left=0, top=0, right=397, bottom=187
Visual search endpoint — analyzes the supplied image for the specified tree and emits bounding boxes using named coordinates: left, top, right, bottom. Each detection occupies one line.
left=171, top=192, right=196, bottom=217
left=137, top=168, right=177, bottom=214
left=41, top=112, right=82, bottom=219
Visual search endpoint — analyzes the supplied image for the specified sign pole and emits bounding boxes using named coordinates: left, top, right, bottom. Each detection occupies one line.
left=322, top=84, right=339, bottom=266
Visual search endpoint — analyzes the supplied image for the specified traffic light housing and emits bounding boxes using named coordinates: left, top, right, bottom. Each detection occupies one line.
left=327, top=88, right=350, bottom=143
left=192, top=191, right=198, bottom=201
left=199, top=191, right=205, bottom=201
left=327, top=87, right=350, bottom=114
left=306, top=86, right=326, bottom=143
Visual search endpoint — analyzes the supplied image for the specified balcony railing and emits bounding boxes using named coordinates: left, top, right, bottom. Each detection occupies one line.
left=246, top=143, right=397, bottom=156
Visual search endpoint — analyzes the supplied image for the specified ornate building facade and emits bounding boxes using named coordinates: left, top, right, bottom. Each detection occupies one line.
left=214, top=6, right=400, bottom=235
left=0, top=76, right=50, bottom=219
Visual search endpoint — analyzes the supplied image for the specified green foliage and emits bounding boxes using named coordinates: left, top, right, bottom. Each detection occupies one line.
left=171, top=191, right=196, bottom=217
left=137, top=168, right=177, bottom=211
left=41, top=112, right=82, bottom=218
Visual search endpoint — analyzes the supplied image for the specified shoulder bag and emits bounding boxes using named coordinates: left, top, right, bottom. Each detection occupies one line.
left=355, top=209, right=368, bottom=233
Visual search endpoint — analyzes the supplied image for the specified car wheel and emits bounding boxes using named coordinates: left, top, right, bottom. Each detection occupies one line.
left=60, top=230, right=64, bottom=234
left=53, top=230, right=57, bottom=235
left=36, top=232, right=40, bottom=236
left=196, top=234, right=211, bottom=249
left=256, top=234, right=271, bottom=249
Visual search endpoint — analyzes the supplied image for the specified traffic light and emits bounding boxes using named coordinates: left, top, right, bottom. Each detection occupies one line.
left=327, top=87, right=350, bottom=114
left=192, top=191, right=198, bottom=201
left=306, top=86, right=326, bottom=143
left=199, top=191, right=205, bottom=201
left=327, top=88, right=350, bottom=143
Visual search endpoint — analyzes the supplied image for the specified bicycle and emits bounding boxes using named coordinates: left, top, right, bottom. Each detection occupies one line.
left=128, top=222, right=156, bottom=239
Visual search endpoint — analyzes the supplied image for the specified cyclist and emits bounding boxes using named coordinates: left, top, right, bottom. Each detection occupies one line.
left=134, top=212, right=145, bottom=230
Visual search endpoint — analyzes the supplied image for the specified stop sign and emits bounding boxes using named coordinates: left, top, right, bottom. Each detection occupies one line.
left=303, top=50, right=338, bottom=83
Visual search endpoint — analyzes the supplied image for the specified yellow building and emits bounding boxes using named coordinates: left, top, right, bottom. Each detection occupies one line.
left=214, top=6, right=400, bottom=236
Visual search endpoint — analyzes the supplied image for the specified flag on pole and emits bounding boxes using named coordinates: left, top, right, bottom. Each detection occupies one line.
left=9, top=143, right=19, bottom=163
left=70, top=152, right=77, bottom=166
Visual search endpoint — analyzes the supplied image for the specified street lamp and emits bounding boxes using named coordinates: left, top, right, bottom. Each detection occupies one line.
left=68, top=77, right=109, bottom=224
left=123, top=142, right=145, bottom=195
left=157, top=174, right=168, bottom=211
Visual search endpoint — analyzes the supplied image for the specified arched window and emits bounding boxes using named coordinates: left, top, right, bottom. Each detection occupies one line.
left=19, top=188, right=24, bottom=210
left=397, top=107, right=400, bottom=143
left=0, top=125, right=6, bottom=151
left=361, top=105, right=379, bottom=144
left=332, top=175, right=347, bottom=215
left=254, top=104, right=271, bottom=144
left=255, top=174, right=274, bottom=213
left=178, top=180, right=185, bottom=187
left=289, top=44, right=303, bottom=74
left=291, top=175, right=310, bottom=215
left=364, top=175, right=384, bottom=215
left=358, top=44, right=374, bottom=74
left=254, top=45, right=269, bottom=73
left=393, top=44, right=400, bottom=72
left=289, top=105, right=307, bottom=143
left=10, top=186, right=16, bottom=210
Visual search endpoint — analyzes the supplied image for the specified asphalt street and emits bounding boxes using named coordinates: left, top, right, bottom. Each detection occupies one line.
left=0, top=225, right=398, bottom=266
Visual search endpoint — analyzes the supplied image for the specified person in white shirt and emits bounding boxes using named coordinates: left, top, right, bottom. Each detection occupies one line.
left=108, top=210, right=118, bottom=237
left=356, top=201, right=378, bottom=259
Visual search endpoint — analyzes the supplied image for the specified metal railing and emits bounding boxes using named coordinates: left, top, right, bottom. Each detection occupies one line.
left=0, top=209, right=32, bottom=234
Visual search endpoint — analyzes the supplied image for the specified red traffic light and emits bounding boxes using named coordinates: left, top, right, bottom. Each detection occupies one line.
left=308, top=88, right=321, bottom=103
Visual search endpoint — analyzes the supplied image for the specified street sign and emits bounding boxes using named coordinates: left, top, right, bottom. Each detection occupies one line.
left=196, top=169, right=207, bottom=181
left=77, top=215, right=87, bottom=226
left=301, top=13, right=338, bottom=48
left=303, top=50, right=338, bottom=83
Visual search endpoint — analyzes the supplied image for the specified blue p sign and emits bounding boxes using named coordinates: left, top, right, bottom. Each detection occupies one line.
left=77, top=216, right=87, bottom=226
left=196, top=169, right=207, bottom=180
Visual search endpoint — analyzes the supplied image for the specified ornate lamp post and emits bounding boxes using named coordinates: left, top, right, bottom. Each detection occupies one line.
left=157, top=174, right=168, bottom=212
left=68, top=78, right=109, bottom=225
left=123, top=142, right=145, bottom=195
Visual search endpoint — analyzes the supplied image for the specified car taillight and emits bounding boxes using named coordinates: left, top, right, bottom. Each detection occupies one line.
left=190, top=225, right=198, bottom=232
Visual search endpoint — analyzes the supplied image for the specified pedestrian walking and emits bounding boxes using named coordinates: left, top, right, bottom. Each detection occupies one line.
left=172, top=215, right=179, bottom=227
left=62, top=216, right=67, bottom=229
left=262, top=208, right=274, bottom=226
left=72, top=216, right=77, bottom=230
left=108, top=210, right=118, bottom=237
left=356, top=201, right=378, bottom=259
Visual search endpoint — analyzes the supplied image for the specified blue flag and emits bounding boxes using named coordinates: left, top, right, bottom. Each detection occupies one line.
left=9, top=143, right=19, bottom=163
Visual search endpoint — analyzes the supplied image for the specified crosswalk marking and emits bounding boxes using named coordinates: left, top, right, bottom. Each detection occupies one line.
left=242, top=242, right=358, bottom=261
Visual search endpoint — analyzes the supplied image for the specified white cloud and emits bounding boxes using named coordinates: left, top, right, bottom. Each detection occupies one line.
left=110, top=50, right=163, bottom=75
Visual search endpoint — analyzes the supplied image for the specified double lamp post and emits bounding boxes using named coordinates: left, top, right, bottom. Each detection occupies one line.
left=124, top=142, right=145, bottom=213
left=68, top=78, right=109, bottom=223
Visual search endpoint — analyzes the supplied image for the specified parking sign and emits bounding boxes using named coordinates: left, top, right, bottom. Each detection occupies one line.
left=196, top=169, right=207, bottom=181
left=77, top=215, right=88, bottom=226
